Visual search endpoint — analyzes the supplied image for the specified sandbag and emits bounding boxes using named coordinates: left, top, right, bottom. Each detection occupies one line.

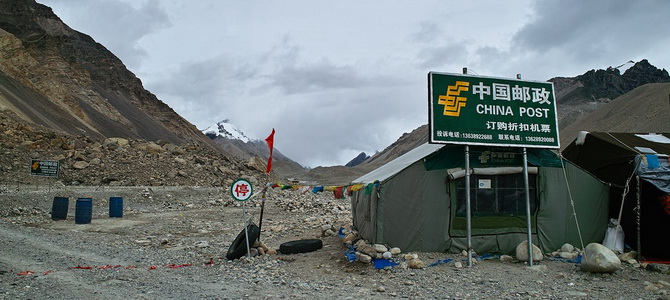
left=603, top=218, right=624, bottom=253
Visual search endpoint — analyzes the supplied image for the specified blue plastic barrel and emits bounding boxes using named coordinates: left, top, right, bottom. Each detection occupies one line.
left=75, top=198, right=92, bottom=224
left=109, top=197, right=123, bottom=218
left=51, top=197, right=69, bottom=220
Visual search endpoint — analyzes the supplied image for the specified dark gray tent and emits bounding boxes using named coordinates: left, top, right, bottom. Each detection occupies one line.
left=351, top=143, right=610, bottom=255
left=563, top=132, right=670, bottom=259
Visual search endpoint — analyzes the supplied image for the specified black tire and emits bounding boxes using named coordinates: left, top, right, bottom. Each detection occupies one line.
left=279, top=239, right=323, bottom=254
left=226, top=224, right=260, bottom=260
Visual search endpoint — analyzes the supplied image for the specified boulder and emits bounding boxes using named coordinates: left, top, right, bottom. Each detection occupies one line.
left=72, top=161, right=89, bottom=169
left=390, top=247, right=401, bottom=255
left=560, top=243, right=575, bottom=253
left=342, top=232, right=359, bottom=244
left=408, top=259, right=426, bottom=269
left=516, top=240, right=543, bottom=262
left=145, top=142, right=164, bottom=154
left=103, top=137, right=129, bottom=149
left=580, top=243, right=621, bottom=273
left=357, top=252, right=372, bottom=263
left=374, top=244, right=388, bottom=253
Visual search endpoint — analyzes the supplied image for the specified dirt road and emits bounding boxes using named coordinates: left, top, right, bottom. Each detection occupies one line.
left=1, top=186, right=669, bottom=299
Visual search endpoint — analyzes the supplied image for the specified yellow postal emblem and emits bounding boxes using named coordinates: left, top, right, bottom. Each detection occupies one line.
left=438, top=81, right=469, bottom=116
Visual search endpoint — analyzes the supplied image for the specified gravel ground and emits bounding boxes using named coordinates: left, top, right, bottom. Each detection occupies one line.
left=1, top=185, right=669, bottom=300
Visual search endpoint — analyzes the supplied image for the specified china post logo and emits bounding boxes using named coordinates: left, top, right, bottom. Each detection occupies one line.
left=438, top=81, right=470, bottom=117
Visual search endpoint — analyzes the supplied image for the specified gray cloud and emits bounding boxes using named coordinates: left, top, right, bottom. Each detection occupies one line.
left=40, top=0, right=170, bottom=69
left=36, top=0, right=670, bottom=167
left=512, top=0, right=670, bottom=67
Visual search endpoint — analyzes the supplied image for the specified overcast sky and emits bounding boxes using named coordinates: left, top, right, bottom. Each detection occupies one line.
left=37, top=0, right=670, bottom=167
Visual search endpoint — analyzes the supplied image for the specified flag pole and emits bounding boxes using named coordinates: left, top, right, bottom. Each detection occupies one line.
left=258, top=129, right=275, bottom=242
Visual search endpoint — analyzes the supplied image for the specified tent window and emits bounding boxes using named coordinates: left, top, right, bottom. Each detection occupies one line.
left=455, top=173, right=537, bottom=217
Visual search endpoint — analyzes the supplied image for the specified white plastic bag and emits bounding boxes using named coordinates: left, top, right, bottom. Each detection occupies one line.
left=603, top=218, right=624, bottom=253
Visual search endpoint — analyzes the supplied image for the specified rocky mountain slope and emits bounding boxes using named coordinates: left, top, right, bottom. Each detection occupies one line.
left=0, top=0, right=267, bottom=187
left=551, top=59, right=670, bottom=129
left=0, top=1, right=214, bottom=146
left=559, top=82, right=670, bottom=147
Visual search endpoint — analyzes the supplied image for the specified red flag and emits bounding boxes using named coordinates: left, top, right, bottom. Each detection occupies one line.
left=265, top=129, right=275, bottom=173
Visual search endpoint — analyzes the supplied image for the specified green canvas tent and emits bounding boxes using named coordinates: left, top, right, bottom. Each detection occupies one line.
left=563, top=132, right=670, bottom=259
left=351, top=143, right=610, bottom=255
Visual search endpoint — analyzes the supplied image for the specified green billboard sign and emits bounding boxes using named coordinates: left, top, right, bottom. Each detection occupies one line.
left=30, top=159, right=60, bottom=177
left=429, top=72, right=560, bottom=148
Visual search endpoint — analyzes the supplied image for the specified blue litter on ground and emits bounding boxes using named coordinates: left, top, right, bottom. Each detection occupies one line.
left=428, top=258, right=454, bottom=267
left=548, top=255, right=582, bottom=264
left=373, top=258, right=399, bottom=269
left=338, top=227, right=346, bottom=239
left=476, top=253, right=500, bottom=261
left=569, top=255, right=582, bottom=264
left=344, top=245, right=357, bottom=262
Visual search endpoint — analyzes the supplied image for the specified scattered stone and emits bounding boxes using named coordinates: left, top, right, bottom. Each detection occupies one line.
left=559, top=251, right=578, bottom=259
left=564, top=291, right=588, bottom=297
left=72, top=161, right=89, bottom=169
left=527, top=265, right=548, bottom=272
left=357, top=243, right=377, bottom=258
left=404, top=253, right=418, bottom=260
left=618, top=251, right=637, bottom=262
left=500, top=255, right=514, bottom=262
left=580, top=243, right=621, bottom=273
left=343, top=232, right=359, bottom=244
left=646, top=264, right=670, bottom=274
left=376, top=286, right=386, bottom=293
left=454, top=261, right=463, bottom=268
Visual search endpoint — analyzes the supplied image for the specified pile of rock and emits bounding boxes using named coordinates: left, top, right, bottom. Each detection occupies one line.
left=0, top=115, right=258, bottom=187
left=339, top=230, right=426, bottom=269
left=548, top=243, right=581, bottom=260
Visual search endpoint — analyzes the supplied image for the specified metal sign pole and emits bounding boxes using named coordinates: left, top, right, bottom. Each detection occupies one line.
left=523, top=147, right=533, bottom=266
left=231, top=178, right=253, bottom=260
left=242, top=201, right=251, bottom=259
left=465, top=145, right=472, bottom=267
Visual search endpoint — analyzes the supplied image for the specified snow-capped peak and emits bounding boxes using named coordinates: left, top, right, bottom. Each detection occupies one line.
left=202, top=119, right=250, bottom=142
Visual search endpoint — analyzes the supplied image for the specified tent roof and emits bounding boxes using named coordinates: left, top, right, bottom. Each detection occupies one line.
left=565, top=132, right=670, bottom=156
left=562, top=132, right=670, bottom=187
left=352, top=143, right=444, bottom=184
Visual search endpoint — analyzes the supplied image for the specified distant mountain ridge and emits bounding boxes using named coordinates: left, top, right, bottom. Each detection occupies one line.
left=203, top=119, right=306, bottom=177
left=550, top=59, right=670, bottom=128
left=202, top=120, right=251, bottom=142
left=345, top=152, right=369, bottom=167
